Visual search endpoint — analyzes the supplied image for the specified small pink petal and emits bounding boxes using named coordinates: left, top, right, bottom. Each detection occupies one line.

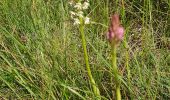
left=107, top=31, right=115, bottom=40
left=116, top=27, right=124, bottom=40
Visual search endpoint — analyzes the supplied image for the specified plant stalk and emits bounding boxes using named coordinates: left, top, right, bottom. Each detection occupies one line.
left=111, top=43, right=121, bottom=100
left=79, top=18, right=100, bottom=99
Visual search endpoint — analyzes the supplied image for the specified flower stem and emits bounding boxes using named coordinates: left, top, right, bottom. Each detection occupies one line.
left=79, top=18, right=100, bottom=99
left=111, top=43, right=121, bottom=100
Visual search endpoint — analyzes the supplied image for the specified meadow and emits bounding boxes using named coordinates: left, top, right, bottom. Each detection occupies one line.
left=0, top=0, right=170, bottom=99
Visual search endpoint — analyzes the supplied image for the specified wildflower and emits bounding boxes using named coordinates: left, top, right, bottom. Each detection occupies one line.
left=73, top=18, right=80, bottom=25
left=77, top=11, right=84, bottom=18
left=69, top=1, right=91, bottom=25
left=69, top=1, right=74, bottom=5
left=82, top=2, right=90, bottom=9
left=84, top=17, right=90, bottom=24
left=70, top=11, right=76, bottom=15
left=70, top=11, right=76, bottom=18
left=74, top=2, right=82, bottom=10
left=107, top=13, right=124, bottom=44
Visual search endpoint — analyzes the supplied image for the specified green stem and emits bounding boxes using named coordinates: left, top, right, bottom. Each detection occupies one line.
left=111, top=43, right=121, bottom=100
left=79, top=19, right=100, bottom=99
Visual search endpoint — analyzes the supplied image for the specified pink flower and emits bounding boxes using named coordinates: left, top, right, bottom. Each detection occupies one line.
left=116, top=26, right=124, bottom=40
left=107, top=13, right=124, bottom=43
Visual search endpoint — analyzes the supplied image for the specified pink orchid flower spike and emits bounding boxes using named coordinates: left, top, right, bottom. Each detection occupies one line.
left=107, top=13, right=124, bottom=44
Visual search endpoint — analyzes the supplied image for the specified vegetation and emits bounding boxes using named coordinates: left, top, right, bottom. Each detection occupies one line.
left=0, top=0, right=169, bottom=99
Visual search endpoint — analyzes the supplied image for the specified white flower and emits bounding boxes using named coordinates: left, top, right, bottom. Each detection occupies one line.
left=70, top=11, right=75, bottom=14
left=70, top=11, right=76, bottom=18
left=77, top=11, right=84, bottom=18
left=82, top=2, right=89, bottom=9
left=69, top=1, right=91, bottom=25
left=74, top=3, right=82, bottom=10
left=73, top=18, right=80, bottom=25
left=69, top=1, right=74, bottom=5
left=84, top=17, right=90, bottom=24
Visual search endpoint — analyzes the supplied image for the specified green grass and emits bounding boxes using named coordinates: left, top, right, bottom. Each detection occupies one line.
left=0, top=0, right=170, bottom=99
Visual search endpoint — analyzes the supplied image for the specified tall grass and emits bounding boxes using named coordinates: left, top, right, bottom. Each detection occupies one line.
left=0, top=0, right=169, bottom=99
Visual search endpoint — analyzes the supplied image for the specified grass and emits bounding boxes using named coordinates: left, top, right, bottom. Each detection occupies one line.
left=0, top=0, right=170, bottom=99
